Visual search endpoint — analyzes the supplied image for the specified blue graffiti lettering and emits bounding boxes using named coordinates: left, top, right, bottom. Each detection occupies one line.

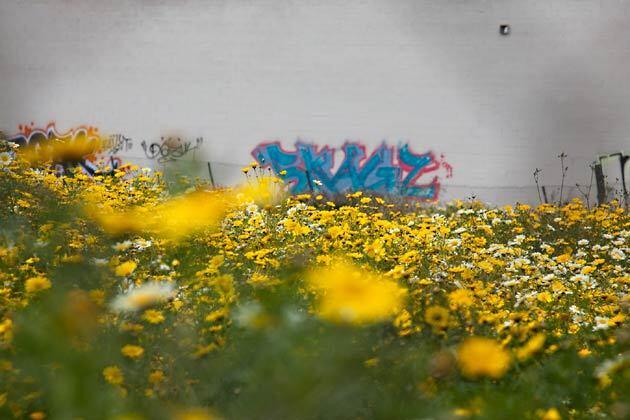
left=251, top=141, right=450, bottom=200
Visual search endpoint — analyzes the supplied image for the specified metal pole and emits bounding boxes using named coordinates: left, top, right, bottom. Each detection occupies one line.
left=305, top=169, right=314, bottom=192
left=541, top=186, right=549, bottom=204
left=207, top=161, right=216, bottom=188
left=594, top=163, right=606, bottom=205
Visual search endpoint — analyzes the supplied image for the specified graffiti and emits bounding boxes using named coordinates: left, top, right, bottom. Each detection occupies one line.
left=105, top=133, right=133, bottom=155
left=141, top=137, right=203, bottom=164
left=8, top=122, right=125, bottom=176
left=595, top=152, right=629, bottom=206
left=9, top=121, right=101, bottom=148
left=252, top=141, right=452, bottom=200
left=9, top=122, right=206, bottom=174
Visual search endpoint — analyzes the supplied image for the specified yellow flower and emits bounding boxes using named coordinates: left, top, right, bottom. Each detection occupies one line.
left=16, top=198, right=31, bottom=208
left=173, top=408, right=220, bottom=420
left=193, top=343, right=218, bottom=358
left=88, top=289, right=105, bottom=306
left=205, top=308, right=229, bottom=323
left=448, top=289, right=475, bottom=309
left=103, top=366, right=124, bottom=385
left=537, top=291, right=553, bottom=303
left=550, top=281, right=567, bottom=294
left=516, top=333, right=546, bottom=361
left=578, top=348, right=591, bottom=358
left=364, top=239, right=386, bottom=261
left=424, top=305, right=450, bottom=330
left=453, top=408, right=473, bottom=417
left=283, top=219, right=311, bottom=236
left=142, top=309, right=165, bottom=324
left=24, top=276, right=51, bottom=294
left=0, top=318, right=11, bottom=344
left=148, top=370, right=165, bottom=384
left=306, top=260, right=407, bottom=325
left=539, top=408, right=562, bottom=420
left=247, top=272, right=280, bottom=287
left=121, top=344, right=145, bottom=359
left=364, top=357, right=379, bottom=367
left=327, top=225, right=345, bottom=239
left=476, top=260, right=494, bottom=273
left=393, top=309, right=414, bottom=336
left=457, top=337, right=511, bottom=379
left=115, top=261, right=137, bottom=277
left=29, top=412, right=46, bottom=420
left=210, top=255, right=224, bottom=268
left=592, top=258, right=605, bottom=266
left=555, top=254, right=571, bottom=264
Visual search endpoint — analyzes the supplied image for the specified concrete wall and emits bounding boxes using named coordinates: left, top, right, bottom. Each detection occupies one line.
left=1, top=0, right=629, bottom=204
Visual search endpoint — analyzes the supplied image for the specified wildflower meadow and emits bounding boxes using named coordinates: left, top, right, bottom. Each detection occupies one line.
left=0, top=137, right=628, bottom=420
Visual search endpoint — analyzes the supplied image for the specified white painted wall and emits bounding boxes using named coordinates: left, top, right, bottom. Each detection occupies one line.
left=1, top=0, right=629, bottom=204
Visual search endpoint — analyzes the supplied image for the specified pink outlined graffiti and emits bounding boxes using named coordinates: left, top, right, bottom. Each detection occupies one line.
left=8, top=122, right=129, bottom=175
left=251, top=140, right=452, bottom=200
left=10, top=121, right=101, bottom=147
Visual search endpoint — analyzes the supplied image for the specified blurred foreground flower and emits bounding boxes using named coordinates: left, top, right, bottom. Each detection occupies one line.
left=594, top=353, right=630, bottom=388
left=90, top=177, right=283, bottom=241
left=173, top=407, right=221, bottom=420
left=457, top=337, right=511, bottom=379
left=18, top=135, right=104, bottom=165
left=111, top=282, right=175, bottom=312
left=539, top=408, right=562, bottom=420
left=307, top=260, right=407, bottom=325
left=234, top=176, right=284, bottom=206
left=516, top=333, right=546, bottom=361
left=92, top=190, right=229, bottom=240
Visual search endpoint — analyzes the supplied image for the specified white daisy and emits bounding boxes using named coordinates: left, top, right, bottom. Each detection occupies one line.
left=593, top=316, right=610, bottom=331
left=111, top=282, right=175, bottom=312
left=610, top=248, right=626, bottom=261
left=0, top=151, right=13, bottom=166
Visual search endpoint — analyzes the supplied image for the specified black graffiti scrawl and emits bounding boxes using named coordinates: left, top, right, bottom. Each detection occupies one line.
left=595, top=152, right=629, bottom=205
left=141, top=137, right=203, bottom=164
